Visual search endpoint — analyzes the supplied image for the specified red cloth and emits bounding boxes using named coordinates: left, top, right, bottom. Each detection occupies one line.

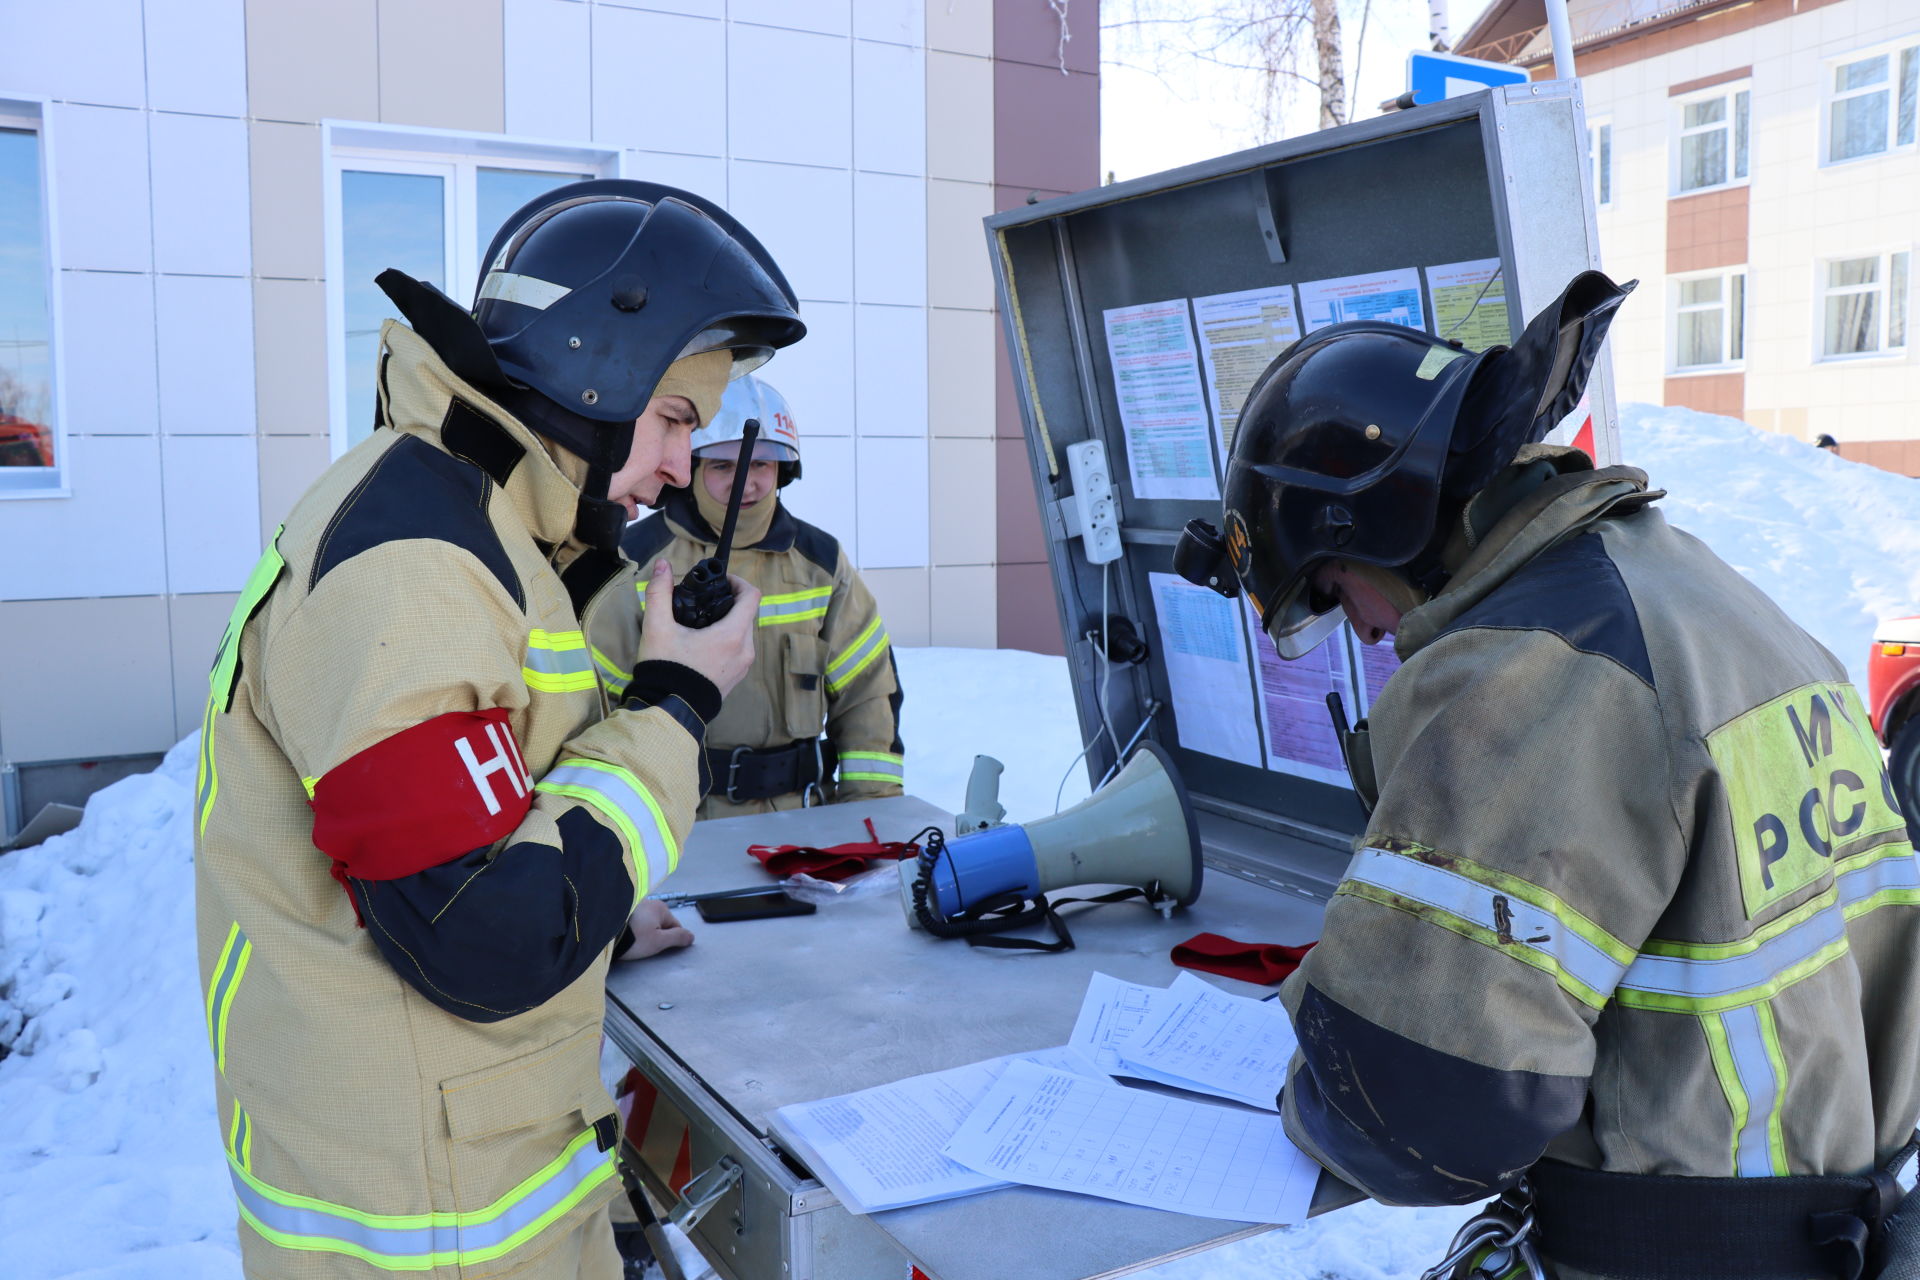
left=747, top=818, right=921, bottom=882
left=1170, top=932, right=1317, bottom=986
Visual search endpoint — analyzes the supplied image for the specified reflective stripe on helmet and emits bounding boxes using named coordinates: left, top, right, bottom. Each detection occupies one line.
left=477, top=270, right=571, bottom=311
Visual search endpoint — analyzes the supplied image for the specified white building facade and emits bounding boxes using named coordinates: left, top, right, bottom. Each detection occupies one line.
left=0, top=0, right=1099, bottom=829
left=1462, top=0, right=1920, bottom=475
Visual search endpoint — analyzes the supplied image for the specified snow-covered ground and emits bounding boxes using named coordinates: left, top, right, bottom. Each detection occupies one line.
left=2, top=404, right=1917, bottom=1278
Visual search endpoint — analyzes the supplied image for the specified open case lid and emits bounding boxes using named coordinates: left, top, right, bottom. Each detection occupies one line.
left=986, top=83, right=1615, bottom=900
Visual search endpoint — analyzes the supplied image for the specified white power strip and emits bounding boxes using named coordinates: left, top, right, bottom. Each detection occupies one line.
left=1065, top=440, right=1122, bottom=564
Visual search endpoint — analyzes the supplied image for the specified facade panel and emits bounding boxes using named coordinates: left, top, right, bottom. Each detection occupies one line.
left=0, top=0, right=1095, bottom=786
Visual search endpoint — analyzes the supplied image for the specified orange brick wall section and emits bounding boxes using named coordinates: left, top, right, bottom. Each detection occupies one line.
left=1664, top=372, right=1746, bottom=418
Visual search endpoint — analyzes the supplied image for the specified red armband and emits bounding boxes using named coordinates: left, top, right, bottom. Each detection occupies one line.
left=310, top=709, right=534, bottom=881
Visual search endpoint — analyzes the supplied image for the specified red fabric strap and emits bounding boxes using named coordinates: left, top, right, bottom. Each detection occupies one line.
left=1170, top=932, right=1317, bottom=986
left=311, top=708, right=533, bottom=882
left=746, top=818, right=920, bottom=882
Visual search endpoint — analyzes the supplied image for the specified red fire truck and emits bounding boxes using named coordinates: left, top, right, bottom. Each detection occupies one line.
left=1870, top=616, right=1920, bottom=840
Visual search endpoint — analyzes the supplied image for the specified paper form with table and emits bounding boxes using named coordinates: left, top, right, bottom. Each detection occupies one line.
left=772, top=972, right=1318, bottom=1224
left=1102, top=298, right=1220, bottom=502
left=1147, top=574, right=1263, bottom=768
left=941, top=1062, right=1318, bottom=1225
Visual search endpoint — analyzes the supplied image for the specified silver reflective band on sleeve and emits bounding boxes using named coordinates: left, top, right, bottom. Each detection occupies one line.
left=478, top=271, right=571, bottom=311
left=1343, top=847, right=1631, bottom=1003
left=536, top=759, right=678, bottom=897
left=838, top=751, right=904, bottom=784
left=1617, top=846, right=1920, bottom=1009
left=229, top=1126, right=615, bottom=1268
left=826, top=619, right=891, bottom=693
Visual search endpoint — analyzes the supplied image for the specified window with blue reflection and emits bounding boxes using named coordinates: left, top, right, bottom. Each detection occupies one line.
left=475, top=168, right=586, bottom=290
left=342, top=170, right=445, bottom=448
left=0, top=126, right=56, bottom=486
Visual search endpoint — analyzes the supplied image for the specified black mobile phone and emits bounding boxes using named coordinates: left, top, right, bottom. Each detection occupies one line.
left=695, top=891, right=817, bottom=923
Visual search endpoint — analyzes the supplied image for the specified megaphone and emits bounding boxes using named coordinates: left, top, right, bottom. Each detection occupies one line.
left=901, top=741, right=1202, bottom=948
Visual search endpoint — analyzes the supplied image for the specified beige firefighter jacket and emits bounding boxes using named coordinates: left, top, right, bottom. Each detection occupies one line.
left=601, top=485, right=903, bottom=820
left=193, top=321, right=706, bottom=1278
left=1280, top=449, right=1920, bottom=1256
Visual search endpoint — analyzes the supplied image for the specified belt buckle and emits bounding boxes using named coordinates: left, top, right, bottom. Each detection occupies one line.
left=725, top=745, right=751, bottom=804
left=801, top=739, right=826, bottom=808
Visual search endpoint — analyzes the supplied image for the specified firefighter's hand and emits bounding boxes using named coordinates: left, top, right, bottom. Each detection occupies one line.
left=622, top=899, right=694, bottom=960
left=638, top=559, right=759, bottom=697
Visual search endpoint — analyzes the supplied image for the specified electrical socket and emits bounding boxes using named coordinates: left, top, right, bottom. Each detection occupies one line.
left=1066, top=440, right=1122, bottom=564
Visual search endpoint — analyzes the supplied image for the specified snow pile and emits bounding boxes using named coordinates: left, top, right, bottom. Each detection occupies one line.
left=0, top=738, right=237, bottom=1278
left=1619, top=403, right=1920, bottom=691
left=3, top=402, right=1917, bottom=1278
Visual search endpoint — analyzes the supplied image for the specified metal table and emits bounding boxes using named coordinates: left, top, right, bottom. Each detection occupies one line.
left=604, top=795, right=1351, bottom=1280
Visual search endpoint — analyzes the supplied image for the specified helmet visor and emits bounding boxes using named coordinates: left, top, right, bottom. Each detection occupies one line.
left=1263, top=575, right=1346, bottom=660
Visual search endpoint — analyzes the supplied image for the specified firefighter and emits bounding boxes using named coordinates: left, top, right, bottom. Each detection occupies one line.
left=192, top=180, right=803, bottom=1279
left=1201, top=272, right=1920, bottom=1279
left=601, top=374, right=904, bottom=819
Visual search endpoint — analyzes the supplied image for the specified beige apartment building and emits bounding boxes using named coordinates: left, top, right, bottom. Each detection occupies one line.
left=0, top=0, right=1097, bottom=835
left=1462, top=0, right=1920, bottom=476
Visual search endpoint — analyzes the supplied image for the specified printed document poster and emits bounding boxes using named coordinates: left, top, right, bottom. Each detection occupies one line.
left=1191, top=285, right=1303, bottom=456
left=1247, top=604, right=1356, bottom=786
left=1427, top=258, right=1512, bottom=353
left=1147, top=574, right=1261, bottom=767
left=1102, top=299, right=1219, bottom=502
left=1298, top=268, right=1426, bottom=335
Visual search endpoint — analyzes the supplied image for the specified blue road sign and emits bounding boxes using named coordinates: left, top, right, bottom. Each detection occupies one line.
left=1407, top=50, right=1530, bottom=106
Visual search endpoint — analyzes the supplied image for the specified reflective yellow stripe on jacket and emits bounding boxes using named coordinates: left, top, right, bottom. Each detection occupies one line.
left=535, top=759, right=678, bottom=899
left=839, top=750, right=904, bottom=786
left=634, top=585, right=833, bottom=627
left=826, top=618, right=890, bottom=694
left=230, top=1125, right=615, bottom=1271
left=524, top=629, right=597, bottom=693
left=1345, top=838, right=1920, bottom=1176
left=205, top=923, right=252, bottom=1075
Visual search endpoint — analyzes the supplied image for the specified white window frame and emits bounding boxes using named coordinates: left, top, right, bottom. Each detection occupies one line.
left=1815, top=248, right=1911, bottom=364
left=1668, top=267, right=1749, bottom=374
left=1587, top=117, right=1614, bottom=209
left=1670, top=80, right=1752, bottom=197
left=322, top=122, right=623, bottom=457
left=1820, top=35, right=1920, bottom=167
left=0, top=93, right=68, bottom=500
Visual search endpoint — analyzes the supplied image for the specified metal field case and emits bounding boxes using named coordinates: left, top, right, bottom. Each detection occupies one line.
left=985, top=82, right=1616, bottom=901
left=603, top=797, right=1343, bottom=1280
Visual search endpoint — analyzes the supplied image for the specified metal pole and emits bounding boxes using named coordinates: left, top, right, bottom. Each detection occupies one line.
left=1544, top=0, right=1578, bottom=81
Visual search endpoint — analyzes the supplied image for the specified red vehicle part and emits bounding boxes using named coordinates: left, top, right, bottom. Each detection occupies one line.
left=0, top=415, right=53, bottom=468
left=1870, top=616, right=1920, bottom=840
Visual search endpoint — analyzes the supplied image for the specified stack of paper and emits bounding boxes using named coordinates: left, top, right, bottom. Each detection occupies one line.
left=768, top=972, right=1316, bottom=1226
left=941, top=1060, right=1318, bottom=1224
left=1071, top=970, right=1298, bottom=1111
left=766, top=1047, right=1100, bottom=1215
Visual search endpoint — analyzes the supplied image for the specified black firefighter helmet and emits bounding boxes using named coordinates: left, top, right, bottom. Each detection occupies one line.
left=1208, top=270, right=1633, bottom=658
left=375, top=179, right=806, bottom=480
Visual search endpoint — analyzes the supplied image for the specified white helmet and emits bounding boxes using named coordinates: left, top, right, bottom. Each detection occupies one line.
left=690, top=374, right=801, bottom=484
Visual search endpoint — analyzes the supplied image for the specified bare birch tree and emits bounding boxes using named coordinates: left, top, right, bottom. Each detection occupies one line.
left=1103, top=0, right=1358, bottom=141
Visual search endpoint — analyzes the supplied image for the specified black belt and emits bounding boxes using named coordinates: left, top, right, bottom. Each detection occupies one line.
left=705, top=739, right=835, bottom=804
left=1530, top=1135, right=1918, bottom=1280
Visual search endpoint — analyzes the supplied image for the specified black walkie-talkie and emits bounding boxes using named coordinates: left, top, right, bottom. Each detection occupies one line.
left=671, top=417, right=760, bottom=628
